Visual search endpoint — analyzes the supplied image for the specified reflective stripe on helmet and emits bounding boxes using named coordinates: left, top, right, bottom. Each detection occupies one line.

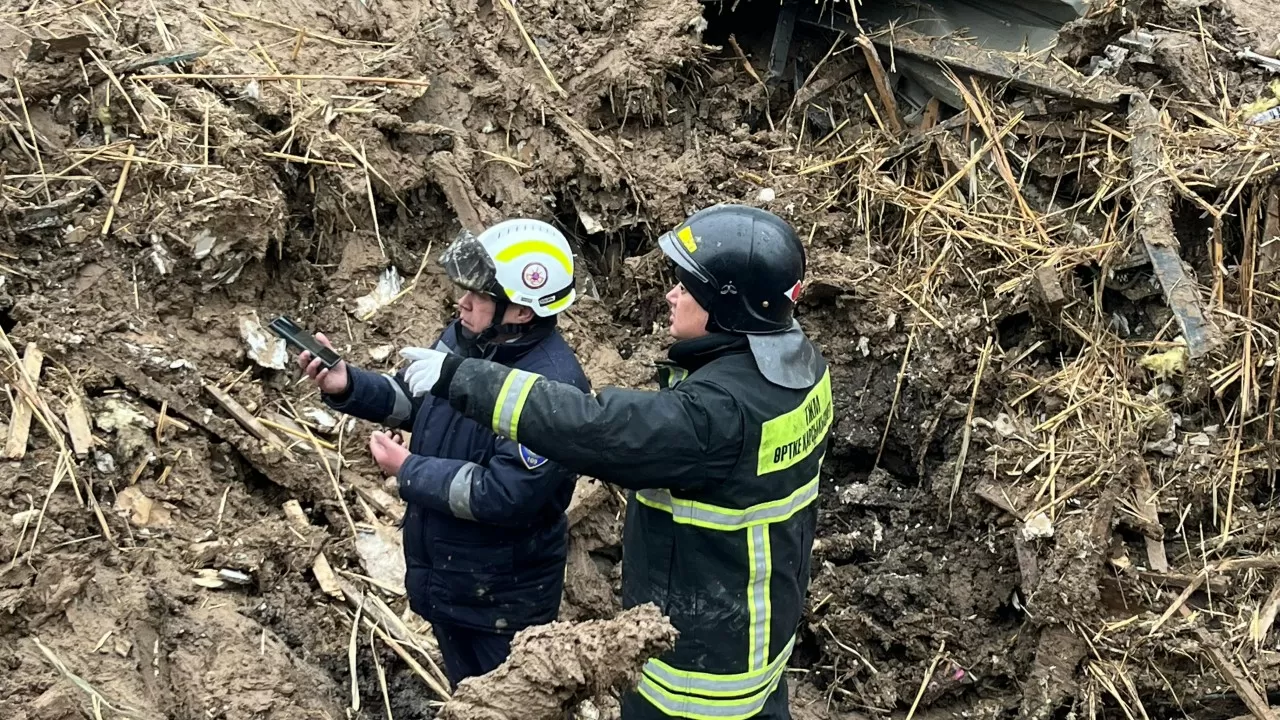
left=495, top=239, right=572, bottom=276
left=451, top=219, right=577, bottom=317
left=658, top=230, right=713, bottom=285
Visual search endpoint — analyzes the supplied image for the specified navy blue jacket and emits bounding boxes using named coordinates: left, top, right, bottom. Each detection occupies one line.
left=324, top=320, right=590, bottom=634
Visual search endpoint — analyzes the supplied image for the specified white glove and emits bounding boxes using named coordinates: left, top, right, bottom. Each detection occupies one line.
left=400, top=346, right=447, bottom=397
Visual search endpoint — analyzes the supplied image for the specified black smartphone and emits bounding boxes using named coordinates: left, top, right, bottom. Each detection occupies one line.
left=269, top=316, right=342, bottom=369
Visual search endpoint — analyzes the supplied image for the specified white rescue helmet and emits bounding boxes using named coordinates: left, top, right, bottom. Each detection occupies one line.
left=439, top=219, right=576, bottom=318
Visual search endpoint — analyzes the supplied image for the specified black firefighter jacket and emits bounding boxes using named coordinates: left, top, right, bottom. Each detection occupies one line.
left=431, top=331, right=833, bottom=719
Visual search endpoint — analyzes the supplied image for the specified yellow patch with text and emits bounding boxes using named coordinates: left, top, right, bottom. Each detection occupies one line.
left=757, top=371, right=833, bottom=475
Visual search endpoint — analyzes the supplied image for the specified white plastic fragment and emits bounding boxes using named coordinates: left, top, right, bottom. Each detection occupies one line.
left=10, top=509, right=38, bottom=527
left=305, top=408, right=338, bottom=432
left=354, top=267, right=404, bottom=319
left=239, top=316, right=288, bottom=370
left=1022, top=512, right=1054, bottom=540
left=577, top=208, right=605, bottom=235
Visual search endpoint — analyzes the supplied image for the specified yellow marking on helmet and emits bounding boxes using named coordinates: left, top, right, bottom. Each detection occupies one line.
left=677, top=226, right=697, bottom=253
left=545, top=293, right=573, bottom=312
left=495, top=240, right=572, bottom=275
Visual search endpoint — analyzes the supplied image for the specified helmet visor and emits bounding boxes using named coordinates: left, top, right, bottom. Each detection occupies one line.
left=440, top=229, right=502, bottom=296
left=658, top=230, right=713, bottom=286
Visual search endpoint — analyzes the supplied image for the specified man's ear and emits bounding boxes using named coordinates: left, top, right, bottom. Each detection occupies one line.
left=510, top=305, right=535, bottom=323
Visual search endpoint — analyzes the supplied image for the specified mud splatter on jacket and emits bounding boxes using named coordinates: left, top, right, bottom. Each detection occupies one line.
left=431, top=332, right=832, bottom=718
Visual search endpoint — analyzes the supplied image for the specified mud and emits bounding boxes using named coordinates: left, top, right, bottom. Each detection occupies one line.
left=2, top=0, right=1280, bottom=717
left=438, top=603, right=677, bottom=720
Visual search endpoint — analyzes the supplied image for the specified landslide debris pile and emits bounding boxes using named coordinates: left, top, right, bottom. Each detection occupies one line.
left=0, top=0, right=1279, bottom=718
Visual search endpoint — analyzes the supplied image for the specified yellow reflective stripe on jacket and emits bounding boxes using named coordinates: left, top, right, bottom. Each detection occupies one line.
left=747, top=524, right=770, bottom=670
left=636, top=663, right=787, bottom=720
left=491, top=370, right=538, bottom=441
left=633, top=470, right=820, bottom=532
left=757, top=370, right=832, bottom=475
left=644, top=636, right=796, bottom=697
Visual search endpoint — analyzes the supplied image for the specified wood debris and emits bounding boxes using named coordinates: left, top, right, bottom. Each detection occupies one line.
left=4, top=343, right=45, bottom=460
left=61, top=390, right=94, bottom=458
left=283, top=499, right=344, bottom=600
left=1128, top=94, right=1219, bottom=359
left=353, top=483, right=405, bottom=525
left=203, top=383, right=291, bottom=455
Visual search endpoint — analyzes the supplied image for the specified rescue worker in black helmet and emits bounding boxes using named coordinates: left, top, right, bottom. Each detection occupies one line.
left=396, top=204, right=831, bottom=719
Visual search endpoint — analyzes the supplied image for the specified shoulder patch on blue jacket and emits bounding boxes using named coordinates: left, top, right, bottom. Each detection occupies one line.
left=518, top=444, right=548, bottom=470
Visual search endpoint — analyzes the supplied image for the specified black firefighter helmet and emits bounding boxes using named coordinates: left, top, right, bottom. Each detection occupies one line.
left=658, top=204, right=806, bottom=334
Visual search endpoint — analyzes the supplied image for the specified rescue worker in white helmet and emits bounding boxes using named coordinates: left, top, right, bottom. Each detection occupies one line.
left=393, top=204, right=831, bottom=719
left=295, top=219, right=590, bottom=687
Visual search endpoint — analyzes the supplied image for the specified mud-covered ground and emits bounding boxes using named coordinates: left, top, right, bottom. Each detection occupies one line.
left=2, top=0, right=1280, bottom=718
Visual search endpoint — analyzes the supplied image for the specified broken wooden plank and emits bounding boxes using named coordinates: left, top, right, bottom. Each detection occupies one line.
left=1178, top=604, right=1279, bottom=720
left=312, top=554, right=343, bottom=600
left=4, top=343, right=45, bottom=460
left=1254, top=577, right=1280, bottom=645
left=1261, top=184, right=1280, bottom=276
left=1134, top=463, right=1169, bottom=572
left=974, top=480, right=1021, bottom=518
left=282, top=499, right=345, bottom=600
left=1216, top=555, right=1280, bottom=573
left=100, top=356, right=317, bottom=495
left=767, top=1, right=798, bottom=80
left=62, top=391, right=94, bottom=458
left=1128, top=94, right=1219, bottom=359
left=354, top=483, right=405, bottom=526
left=202, top=383, right=292, bottom=455
left=882, top=29, right=1129, bottom=110
left=856, top=35, right=903, bottom=135
left=809, top=22, right=1129, bottom=110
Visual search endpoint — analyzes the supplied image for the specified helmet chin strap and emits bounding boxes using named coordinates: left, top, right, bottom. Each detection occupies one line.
left=459, top=296, right=537, bottom=357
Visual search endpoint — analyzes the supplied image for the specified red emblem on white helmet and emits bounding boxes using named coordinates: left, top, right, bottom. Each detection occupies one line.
left=785, top=280, right=803, bottom=303
left=522, top=262, right=548, bottom=289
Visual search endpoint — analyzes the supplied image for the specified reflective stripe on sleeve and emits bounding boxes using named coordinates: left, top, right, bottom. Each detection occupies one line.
left=491, top=370, right=538, bottom=442
left=383, top=374, right=413, bottom=425
left=446, top=462, right=480, bottom=521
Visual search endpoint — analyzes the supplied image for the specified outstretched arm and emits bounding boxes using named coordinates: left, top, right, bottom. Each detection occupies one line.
left=426, top=356, right=743, bottom=492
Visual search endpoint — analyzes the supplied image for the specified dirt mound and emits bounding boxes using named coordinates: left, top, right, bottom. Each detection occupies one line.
left=439, top=603, right=677, bottom=720
left=2, top=0, right=1280, bottom=717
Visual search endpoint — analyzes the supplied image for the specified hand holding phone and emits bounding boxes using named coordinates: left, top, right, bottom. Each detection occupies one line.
left=271, top=316, right=350, bottom=395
